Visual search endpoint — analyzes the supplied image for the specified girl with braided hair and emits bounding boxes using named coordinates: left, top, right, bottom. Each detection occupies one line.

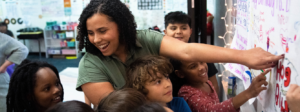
left=76, top=0, right=283, bottom=106
left=6, top=60, right=64, bottom=112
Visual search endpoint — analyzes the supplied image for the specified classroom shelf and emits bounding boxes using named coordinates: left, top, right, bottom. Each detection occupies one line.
left=43, top=28, right=81, bottom=58
left=46, top=37, right=75, bottom=40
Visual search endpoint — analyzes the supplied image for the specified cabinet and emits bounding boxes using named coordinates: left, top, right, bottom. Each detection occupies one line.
left=43, top=28, right=81, bottom=58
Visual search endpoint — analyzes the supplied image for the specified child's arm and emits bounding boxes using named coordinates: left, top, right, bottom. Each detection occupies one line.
left=232, top=69, right=270, bottom=109
left=179, top=70, right=270, bottom=112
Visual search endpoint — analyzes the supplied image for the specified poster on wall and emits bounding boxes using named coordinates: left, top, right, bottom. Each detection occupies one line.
left=19, top=0, right=42, bottom=18
left=227, top=0, right=300, bottom=111
left=165, top=0, right=187, bottom=14
left=0, top=1, right=3, bottom=17
left=129, top=0, right=164, bottom=30
left=41, top=0, right=64, bottom=17
left=5, top=1, right=19, bottom=18
left=64, top=0, right=72, bottom=16
left=71, top=0, right=83, bottom=16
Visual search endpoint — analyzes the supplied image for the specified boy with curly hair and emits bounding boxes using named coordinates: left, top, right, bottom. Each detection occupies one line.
left=125, top=55, right=191, bottom=112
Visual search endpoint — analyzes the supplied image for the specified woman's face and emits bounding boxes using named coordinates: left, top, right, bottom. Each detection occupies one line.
left=177, top=61, right=208, bottom=83
left=34, top=67, right=63, bottom=110
left=86, top=13, right=121, bottom=56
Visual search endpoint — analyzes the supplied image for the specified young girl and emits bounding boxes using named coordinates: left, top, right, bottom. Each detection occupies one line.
left=75, top=0, right=281, bottom=106
left=7, top=60, right=64, bottom=112
left=125, top=55, right=192, bottom=112
left=170, top=59, right=270, bottom=112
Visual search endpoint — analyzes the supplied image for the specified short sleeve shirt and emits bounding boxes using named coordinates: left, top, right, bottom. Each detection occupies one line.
left=76, top=30, right=164, bottom=91
left=167, top=97, right=192, bottom=112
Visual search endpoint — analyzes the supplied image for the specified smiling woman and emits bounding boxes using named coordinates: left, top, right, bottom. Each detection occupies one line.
left=76, top=0, right=283, bottom=107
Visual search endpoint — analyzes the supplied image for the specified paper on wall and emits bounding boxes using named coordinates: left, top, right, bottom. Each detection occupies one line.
left=71, top=0, right=83, bottom=16
left=5, top=1, right=19, bottom=18
left=41, top=0, right=64, bottom=17
left=0, top=2, right=3, bottom=17
left=19, top=0, right=42, bottom=18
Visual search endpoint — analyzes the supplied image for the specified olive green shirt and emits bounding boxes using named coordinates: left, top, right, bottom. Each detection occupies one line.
left=76, top=30, right=163, bottom=91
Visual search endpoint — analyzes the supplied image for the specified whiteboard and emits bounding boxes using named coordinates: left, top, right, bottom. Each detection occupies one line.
left=226, top=0, right=300, bottom=111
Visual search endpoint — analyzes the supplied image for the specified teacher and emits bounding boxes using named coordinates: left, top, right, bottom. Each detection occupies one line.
left=76, top=0, right=283, bottom=106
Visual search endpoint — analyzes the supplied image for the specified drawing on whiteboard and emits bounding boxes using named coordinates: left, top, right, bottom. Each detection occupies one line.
left=267, top=36, right=270, bottom=51
left=280, top=34, right=288, bottom=53
left=278, top=14, right=289, bottom=25
left=275, top=58, right=299, bottom=112
left=295, top=21, right=300, bottom=31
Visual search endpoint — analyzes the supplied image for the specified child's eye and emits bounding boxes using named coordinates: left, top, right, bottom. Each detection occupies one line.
left=190, top=65, right=196, bottom=69
left=155, top=80, right=161, bottom=85
left=56, top=81, right=60, bottom=86
left=44, top=87, right=50, bottom=91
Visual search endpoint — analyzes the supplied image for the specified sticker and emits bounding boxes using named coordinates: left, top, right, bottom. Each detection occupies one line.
left=11, top=18, right=16, bottom=24
left=17, top=18, right=23, bottom=24
left=4, top=18, right=9, bottom=24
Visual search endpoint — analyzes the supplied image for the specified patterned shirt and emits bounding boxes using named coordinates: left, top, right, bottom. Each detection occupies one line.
left=178, top=81, right=239, bottom=112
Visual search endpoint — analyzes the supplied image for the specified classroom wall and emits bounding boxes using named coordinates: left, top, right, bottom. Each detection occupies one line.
left=0, top=0, right=187, bottom=53
left=0, top=0, right=87, bottom=52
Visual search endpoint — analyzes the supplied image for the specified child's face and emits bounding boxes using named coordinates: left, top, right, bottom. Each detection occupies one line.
left=164, top=23, right=192, bottom=43
left=34, top=67, right=62, bottom=110
left=0, top=26, right=7, bottom=33
left=176, top=61, right=208, bottom=83
left=144, top=73, right=173, bottom=104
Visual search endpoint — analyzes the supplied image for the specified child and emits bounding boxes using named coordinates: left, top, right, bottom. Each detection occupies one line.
left=45, top=100, right=93, bottom=112
left=170, top=59, right=270, bottom=112
left=125, top=55, right=192, bottom=112
left=7, top=60, right=64, bottom=112
left=96, top=88, right=147, bottom=112
left=164, top=11, right=220, bottom=96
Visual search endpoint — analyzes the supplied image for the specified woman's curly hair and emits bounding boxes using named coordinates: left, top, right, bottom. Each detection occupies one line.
left=77, top=0, right=137, bottom=57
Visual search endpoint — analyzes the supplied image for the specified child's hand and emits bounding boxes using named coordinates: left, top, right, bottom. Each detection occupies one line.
left=245, top=69, right=270, bottom=99
left=286, top=84, right=300, bottom=112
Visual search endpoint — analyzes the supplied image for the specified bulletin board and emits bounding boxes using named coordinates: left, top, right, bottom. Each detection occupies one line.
left=225, top=0, right=300, bottom=111
left=130, top=0, right=187, bottom=30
